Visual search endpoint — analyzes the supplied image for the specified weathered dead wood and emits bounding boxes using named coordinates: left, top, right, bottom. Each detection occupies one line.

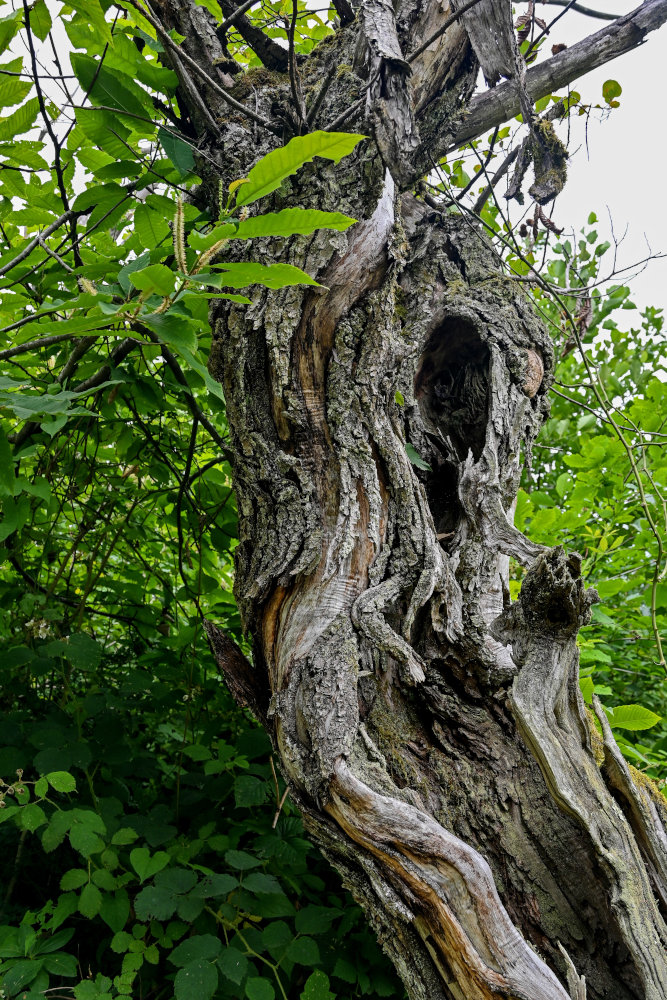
left=436, top=0, right=667, bottom=161
left=452, top=0, right=517, bottom=85
left=152, top=1, right=667, bottom=996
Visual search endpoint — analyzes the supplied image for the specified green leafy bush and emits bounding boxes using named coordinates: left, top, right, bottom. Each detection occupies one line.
left=0, top=632, right=403, bottom=999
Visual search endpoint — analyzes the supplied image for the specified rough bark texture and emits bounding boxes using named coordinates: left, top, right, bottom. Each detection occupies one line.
left=155, top=2, right=667, bottom=997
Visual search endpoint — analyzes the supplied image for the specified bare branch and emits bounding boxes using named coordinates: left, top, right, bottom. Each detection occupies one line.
left=440, top=0, right=667, bottom=157
left=541, top=0, right=617, bottom=19
left=219, top=0, right=289, bottom=73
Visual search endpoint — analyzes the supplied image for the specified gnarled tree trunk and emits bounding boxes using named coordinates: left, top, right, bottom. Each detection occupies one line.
left=156, top=1, right=667, bottom=996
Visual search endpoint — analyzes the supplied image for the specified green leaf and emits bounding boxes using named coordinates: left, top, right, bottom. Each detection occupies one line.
left=556, top=472, right=572, bottom=498
left=130, top=846, right=170, bottom=882
left=29, top=0, right=52, bottom=41
left=133, top=202, right=171, bottom=250
left=65, top=0, right=112, bottom=44
left=191, top=873, right=238, bottom=897
left=34, top=776, right=48, bottom=798
left=35, top=928, right=75, bottom=955
left=140, top=311, right=198, bottom=353
left=332, top=957, right=356, bottom=983
left=218, top=947, right=248, bottom=985
left=158, top=127, right=195, bottom=176
left=99, top=890, right=130, bottom=933
left=224, top=849, right=262, bottom=871
left=130, top=264, right=176, bottom=297
left=294, top=906, right=338, bottom=934
left=71, top=54, right=151, bottom=121
left=405, top=442, right=431, bottom=472
left=602, top=79, right=622, bottom=105
left=229, top=208, right=356, bottom=240
left=42, top=810, right=72, bottom=853
left=174, top=959, right=218, bottom=1000
left=212, top=262, right=320, bottom=289
left=134, top=885, right=177, bottom=921
left=47, top=770, right=76, bottom=793
left=0, top=959, right=43, bottom=995
left=243, top=873, right=281, bottom=895
left=0, top=96, right=39, bottom=140
left=169, top=934, right=221, bottom=967
left=21, top=802, right=48, bottom=832
left=300, top=971, right=335, bottom=1000
left=233, top=774, right=267, bottom=807
left=608, top=704, right=661, bottom=731
left=69, top=824, right=105, bottom=857
left=60, top=869, right=89, bottom=891
left=154, top=868, right=197, bottom=895
left=0, top=10, right=23, bottom=55
left=110, top=931, right=133, bottom=954
left=0, top=74, right=32, bottom=109
left=237, top=131, right=366, bottom=206
left=92, top=868, right=116, bottom=891
left=79, top=883, right=103, bottom=918
left=65, top=633, right=102, bottom=671
left=111, top=827, right=139, bottom=846
left=43, top=952, right=78, bottom=977
left=394, top=390, right=405, bottom=406
left=245, top=978, right=275, bottom=1000
left=287, top=936, right=320, bottom=965
left=579, top=676, right=594, bottom=705
left=75, top=107, right=133, bottom=160
left=0, top=426, right=15, bottom=495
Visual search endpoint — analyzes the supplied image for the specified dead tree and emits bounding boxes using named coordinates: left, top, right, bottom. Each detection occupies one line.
left=152, top=1, right=667, bottom=996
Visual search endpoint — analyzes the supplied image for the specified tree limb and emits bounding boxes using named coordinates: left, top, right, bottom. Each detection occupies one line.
left=219, top=0, right=289, bottom=73
left=438, top=0, right=667, bottom=159
left=542, top=0, right=617, bottom=19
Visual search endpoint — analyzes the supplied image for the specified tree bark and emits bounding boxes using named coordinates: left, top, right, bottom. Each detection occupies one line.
left=155, top=1, right=667, bottom=996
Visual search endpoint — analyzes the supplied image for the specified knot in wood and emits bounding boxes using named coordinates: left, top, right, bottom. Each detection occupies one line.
left=521, top=349, right=544, bottom=398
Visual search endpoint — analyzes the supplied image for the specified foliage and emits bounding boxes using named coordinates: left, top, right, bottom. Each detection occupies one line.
left=0, top=637, right=401, bottom=1000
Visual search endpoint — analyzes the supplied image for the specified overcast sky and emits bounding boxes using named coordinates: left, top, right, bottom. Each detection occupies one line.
left=531, top=1, right=667, bottom=315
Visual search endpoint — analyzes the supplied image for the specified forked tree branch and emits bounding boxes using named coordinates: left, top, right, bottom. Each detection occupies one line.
left=438, top=0, right=667, bottom=157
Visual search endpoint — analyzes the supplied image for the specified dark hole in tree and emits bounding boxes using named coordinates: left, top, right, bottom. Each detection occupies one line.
left=415, top=319, right=490, bottom=541
left=416, top=319, right=490, bottom=463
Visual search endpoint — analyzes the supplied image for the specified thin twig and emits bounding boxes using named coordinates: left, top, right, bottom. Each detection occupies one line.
left=541, top=0, right=616, bottom=19
left=22, top=0, right=82, bottom=267
left=287, top=0, right=306, bottom=126
left=0, top=332, right=79, bottom=361
left=38, top=235, right=74, bottom=273
left=218, top=0, right=259, bottom=34
left=0, top=210, right=77, bottom=278
left=269, top=757, right=289, bottom=829
left=457, top=126, right=499, bottom=202
left=306, top=62, right=337, bottom=125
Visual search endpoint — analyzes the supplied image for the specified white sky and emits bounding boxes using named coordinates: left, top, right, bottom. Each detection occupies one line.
left=532, top=1, right=667, bottom=315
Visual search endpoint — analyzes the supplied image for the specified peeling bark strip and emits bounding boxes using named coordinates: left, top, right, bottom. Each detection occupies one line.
left=452, top=0, right=518, bottom=86
left=329, top=761, right=572, bottom=1000
left=155, top=1, right=667, bottom=997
